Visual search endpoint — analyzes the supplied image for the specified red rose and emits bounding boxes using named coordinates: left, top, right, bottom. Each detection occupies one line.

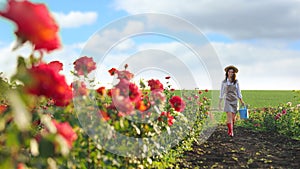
left=148, top=79, right=164, bottom=92
left=158, top=112, right=174, bottom=126
left=114, top=79, right=141, bottom=102
left=151, top=91, right=166, bottom=103
left=135, top=97, right=151, bottom=112
left=96, top=86, right=106, bottom=95
left=109, top=67, right=134, bottom=80
left=25, top=62, right=72, bottom=106
left=112, top=97, right=135, bottom=116
left=169, top=96, right=186, bottom=112
left=0, top=104, right=8, bottom=115
left=116, top=70, right=134, bottom=80
left=17, top=163, right=26, bottom=169
left=0, top=0, right=61, bottom=52
left=52, top=120, right=77, bottom=148
left=109, top=88, right=134, bottom=115
left=71, top=81, right=88, bottom=96
left=48, top=61, right=63, bottom=72
left=73, top=56, right=96, bottom=75
left=98, top=110, right=110, bottom=121
left=108, top=68, right=117, bottom=76
left=128, top=83, right=141, bottom=102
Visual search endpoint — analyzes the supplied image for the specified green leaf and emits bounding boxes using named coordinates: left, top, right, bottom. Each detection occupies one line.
left=7, top=131, right=20, bottom=150
left=139, top=79, right=146, bottom=88
left=11, top=56, right=31, bottom=84
left=0, top=77, right=10, bottom=99
left=39, top=137, right=55, bottom=158
left=0, top=157, right=14, bottom=169
left=7, top=91, right=31, bottom=131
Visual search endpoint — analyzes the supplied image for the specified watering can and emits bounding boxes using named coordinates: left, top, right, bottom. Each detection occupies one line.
left=239, top=104, right=249, bottom=119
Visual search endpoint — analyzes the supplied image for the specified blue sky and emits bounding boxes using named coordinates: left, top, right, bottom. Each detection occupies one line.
left=1, top=0, right=300, bottom=90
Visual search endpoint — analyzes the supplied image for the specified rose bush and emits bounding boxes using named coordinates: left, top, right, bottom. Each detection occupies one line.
left=238, top=102, right=300, bottom=140
left=0, top=0, right=211, bottom=168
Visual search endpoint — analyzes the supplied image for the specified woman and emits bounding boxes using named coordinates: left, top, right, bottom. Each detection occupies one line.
left=219, top=65, right=244, bottom=137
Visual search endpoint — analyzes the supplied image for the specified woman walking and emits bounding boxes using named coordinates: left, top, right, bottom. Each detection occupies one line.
left=219, top=65, right=244, bottom=137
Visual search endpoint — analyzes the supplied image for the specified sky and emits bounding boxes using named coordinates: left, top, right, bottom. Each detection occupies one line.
left=0, top=0, right=300, bottom=90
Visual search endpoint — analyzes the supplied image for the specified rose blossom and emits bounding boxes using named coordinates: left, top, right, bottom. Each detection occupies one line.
left=151, top=91, right=166, bottom=103
left=0, top=0, right=61, bottom=52
left=0, top=104, right=8, bottom=115
left=17, top=163, right=26, bottom=169
left=158, top=112, right=174, bottom=126
left=96, top=86, right=106, bottom=95
left=135, top=97, right=151, bottom=112
left=281, top=109, right=287, bottom=115
left=148, top=79, right=164, bottom=92
left=116, top=70, right=134, bottom=80
left=128, top=83, right=141, bottom=102
left=108, top=68, right=117, bottom=75
left=25, top=61, right=72, bottom=106
left=52, top=120, right=77, bottom=148
left=73, top=56, right=96, bottom=75
left=169, top=96, right=186, bottom=112
left=98, top=110, right=110, bottom=121
left=71, top=81, right=88, bottom=96
left=109, top=88, right=134, bottom=115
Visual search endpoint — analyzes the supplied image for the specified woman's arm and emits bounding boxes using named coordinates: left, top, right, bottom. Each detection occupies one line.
left=219, top=81, right=225, bottom=99
left=236, top=81, right=244, bottom=105
left=219, top=81, right=225, bottom=110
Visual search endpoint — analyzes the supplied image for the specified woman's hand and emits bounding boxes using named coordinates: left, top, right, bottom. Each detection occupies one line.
left=240, top=99, right=245, bottom=106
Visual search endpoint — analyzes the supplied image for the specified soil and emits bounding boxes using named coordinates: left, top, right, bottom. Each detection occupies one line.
left=176, top=125, right=300, bottom=169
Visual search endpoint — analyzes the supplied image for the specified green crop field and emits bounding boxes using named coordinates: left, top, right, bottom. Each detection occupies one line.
left=183, top=90, right=300, bottom=108
left=241, top=90, right=299, bottom=108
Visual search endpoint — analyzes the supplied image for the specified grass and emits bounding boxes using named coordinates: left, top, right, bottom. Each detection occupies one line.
left=202, top=90, right=300, bottom=125
left=240, top=90, right=299, bottom=108
left=195, top=90, right=300, bottom=108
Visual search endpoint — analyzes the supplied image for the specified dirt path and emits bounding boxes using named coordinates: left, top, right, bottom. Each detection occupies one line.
left=176, top=125, right=300, bottom=168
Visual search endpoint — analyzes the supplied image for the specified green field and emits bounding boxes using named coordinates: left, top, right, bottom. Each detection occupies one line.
left=195, top=90, right=300, bottom=108
left=241, top=90, right=299, bottom=108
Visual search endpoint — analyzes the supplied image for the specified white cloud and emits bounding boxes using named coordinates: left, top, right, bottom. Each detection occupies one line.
left=212, top=42, right=300, bottom=90
left=81, top=20, right=144, bottom=56
left=52, top=11, right=98, bottom=28
left=43, top=43, right=85, bottom=83
left=1, top=38, right=299, bottom=90
left=87, top=39, right=221, bottom=90
left=75, top=14, right=299, bottom=90
left=0, top=42, right=32, bottom=78
left=0, top=41, right=84, bottom=85
left=114, top=0, right=300, bottom=40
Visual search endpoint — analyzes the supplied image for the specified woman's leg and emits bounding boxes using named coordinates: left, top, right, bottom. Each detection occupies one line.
left=232, top=113, right=236, bottom=125
left=226, top=112, right=234, bottom=137
left=226, top=112, right=232, bottom=123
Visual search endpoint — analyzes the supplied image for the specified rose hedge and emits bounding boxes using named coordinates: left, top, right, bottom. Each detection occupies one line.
left=0, top=1, right=211, bottom=168
left=238, top=101, right=300, bottom=140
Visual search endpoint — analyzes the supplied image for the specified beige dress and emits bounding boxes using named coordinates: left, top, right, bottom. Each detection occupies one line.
left=224, top=84, right=238, bottom=113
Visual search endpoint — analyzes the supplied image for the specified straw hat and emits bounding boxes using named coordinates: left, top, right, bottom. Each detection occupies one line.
left=224, top=65, right=238, bottom=73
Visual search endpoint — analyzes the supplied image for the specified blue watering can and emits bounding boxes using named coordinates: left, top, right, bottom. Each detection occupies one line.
left=239, top=104, right=249, bottom=119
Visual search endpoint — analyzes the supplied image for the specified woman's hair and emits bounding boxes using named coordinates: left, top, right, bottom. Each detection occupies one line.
left=224, top=68, right=237, bottom=84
